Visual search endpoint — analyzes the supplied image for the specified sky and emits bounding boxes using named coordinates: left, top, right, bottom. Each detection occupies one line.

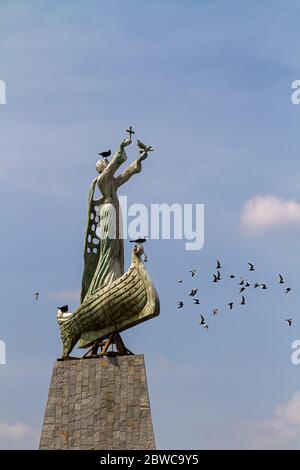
left=1, top=0, right=300, bottom=449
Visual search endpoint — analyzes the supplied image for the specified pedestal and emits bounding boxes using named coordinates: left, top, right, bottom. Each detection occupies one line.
left=39, top=355, right=156, bottom=450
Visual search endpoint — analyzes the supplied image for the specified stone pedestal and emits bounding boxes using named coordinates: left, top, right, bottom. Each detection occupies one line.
left=39, top=355, right=156, bottom=450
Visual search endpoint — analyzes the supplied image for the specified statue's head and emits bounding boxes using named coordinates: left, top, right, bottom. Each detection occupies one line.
left=96, top=158, right=109, bottom=174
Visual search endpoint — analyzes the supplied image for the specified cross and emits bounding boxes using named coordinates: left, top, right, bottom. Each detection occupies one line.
left=126, top=126, right=135, bottom=140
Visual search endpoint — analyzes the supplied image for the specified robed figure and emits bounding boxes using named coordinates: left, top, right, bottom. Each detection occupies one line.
left=81, top=138, right=147, bottom=303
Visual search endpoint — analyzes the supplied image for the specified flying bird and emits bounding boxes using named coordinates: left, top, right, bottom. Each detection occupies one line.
left=177, top=279, right=183, bottom=283
left=240, top=296, right=246, bottom=305
left=229, top=274, right=236, bottom=279
left=177, top=302, right=184, bottom=309
left=253, top=283, right=260, bottom=289
left=245, top=281, right=251, bottom=287
left=261, top=284, right=268, bottom=290
left=190, top=289, right=198, bottom=297
left=239, top=287, right=246, bottom=293
left=193, top=299, right=200, bottom=304
left=228, top=302, right=234, bottom=310
left=190, top=270, right=197, bottom=277
left=213, top=274, right=219, bottom=283
left=199, top=315, right=209, bottom=330
left=98, top=150, right=111, bottom=158
left=137, top=139, right=154, bottom=153
left=130, top=237, right=147, bottom=244
left=286, top=318, right=293, bottom=326
left=285, top=288, right=291, bottom=294
left=212, top=308, right=219, bottom=315
left=33, top=292, right=39, bottom=301
left=217, top=270, right=222, bottom=281
left=216, top=259, right=222, bottom=269
left=278, top=274, right=284, bottom=284
left=248, top=263, right=255, bottom=271
left=239, top=278, right=244, bottom=286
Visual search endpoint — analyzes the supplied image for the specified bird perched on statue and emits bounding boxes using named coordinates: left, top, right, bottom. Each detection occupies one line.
left=137, top=139, right=154, bottom=154
left=98, top=150, right=111, bottom=158
left=57, top=305, right=69, bottom=313
left=130, top=237, right=147, bottom=244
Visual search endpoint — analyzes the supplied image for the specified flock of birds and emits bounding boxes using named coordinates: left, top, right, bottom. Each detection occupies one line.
left=176, top=261, right=294, bottom=331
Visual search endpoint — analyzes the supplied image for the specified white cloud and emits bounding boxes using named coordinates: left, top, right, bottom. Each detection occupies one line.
left=241, top=196, right=300, bottom=235
left=237, top=391, right=300, bottom=449
left=0, top=422, right=38, bottom=450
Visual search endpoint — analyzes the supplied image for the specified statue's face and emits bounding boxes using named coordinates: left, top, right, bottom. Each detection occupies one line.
left=96, top=159, right=109, bottom=174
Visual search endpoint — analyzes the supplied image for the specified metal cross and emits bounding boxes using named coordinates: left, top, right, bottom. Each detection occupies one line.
left=126, top=126, right=135, bottom=140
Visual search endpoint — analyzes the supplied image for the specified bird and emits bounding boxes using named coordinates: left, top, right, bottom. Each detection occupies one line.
left=177, top=279, right=183, bottom=283
left=177, top=302, right=184, bottom=309
left=239, top=287, right=246, bottom=293
left=239, top=278, right=244, bottom=286
left=217, top=270, right=222, bottom=281
left=137, top=139, right=154, bottom=153
left=286, top=318, right=293, bottom=326
left=248, top=263, right=255, bottom=271
left=245, top=280, right=251, bottom=287
left=216, top=259, right=222, bottom=269
left=240, top=296, right=246, bottom=305
left=57, top=304, right=69, bottom=313
left=212, top=308, right=219, bottom=315
left=253, top=283, right=260, bottom=289
left=193, top=299, right=200, bottom=304
left=130, top=237, right=147, bottom=244
left=278, top=274, right=285, bottom=284
left=285, top=288, right=292, bottom=294
left=228, top=302, right=234, bottom=310
left=199, top=315, right=209, bottom=330
left=212, top=274, right=219, bottom=283
left=98, top=150, right=111, bottom=158
left=260, top=284, right=268, bottom=290
left=33, top=292, right=39, bottom=301
left=190, top=289, right=198, bottom=297
left=190, top=270, right=197, bottom=277
left=229, top=274, right=236, bottom=279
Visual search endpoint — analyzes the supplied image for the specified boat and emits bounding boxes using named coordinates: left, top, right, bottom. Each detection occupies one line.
left=57, top=245, right=160, bottom=357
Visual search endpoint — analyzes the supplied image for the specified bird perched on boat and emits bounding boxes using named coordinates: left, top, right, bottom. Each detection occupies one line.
left=193, top=299, right=200, bottom=304
left=137, top=139, right=154, bottom=154
left=228, top=302, right=234, bottom=310
left=199, top=315, right=209, bottom=330
left=248, top=263, right=255, bottom=271
left=286, top=318, right=293, bottom=326
left=33, top=292, right=39, bottom=301
left=130, top=237, right=147, bottom=244
left=177, top=302, right=184, bottom=309
left=98, top=150, right=111, bottom=158
left=189, top=288, right=198, bottom=297
left=240, top=296, right=246, bottom=305
left=278, top=274, right=284, bottom=284
left=216, top=259, right=222, bottom=269
left=190, top=270, right=196, bottom=277
left=285, top=288, right=291, bottom=293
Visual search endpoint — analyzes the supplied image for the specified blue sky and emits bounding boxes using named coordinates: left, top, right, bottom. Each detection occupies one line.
left=1, top=0, right=300, bottom=449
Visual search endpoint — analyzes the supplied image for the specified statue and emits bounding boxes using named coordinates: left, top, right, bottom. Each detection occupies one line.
left=57, top=131, right=160, bottom=358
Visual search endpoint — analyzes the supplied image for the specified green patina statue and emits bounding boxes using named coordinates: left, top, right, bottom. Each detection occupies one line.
left=57, top=135, right=160, bottom=358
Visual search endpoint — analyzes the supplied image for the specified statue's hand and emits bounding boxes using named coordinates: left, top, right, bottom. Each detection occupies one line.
left=120, top=138, right=132, bottom=148
left=139, top=151, right=148, bottom=161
